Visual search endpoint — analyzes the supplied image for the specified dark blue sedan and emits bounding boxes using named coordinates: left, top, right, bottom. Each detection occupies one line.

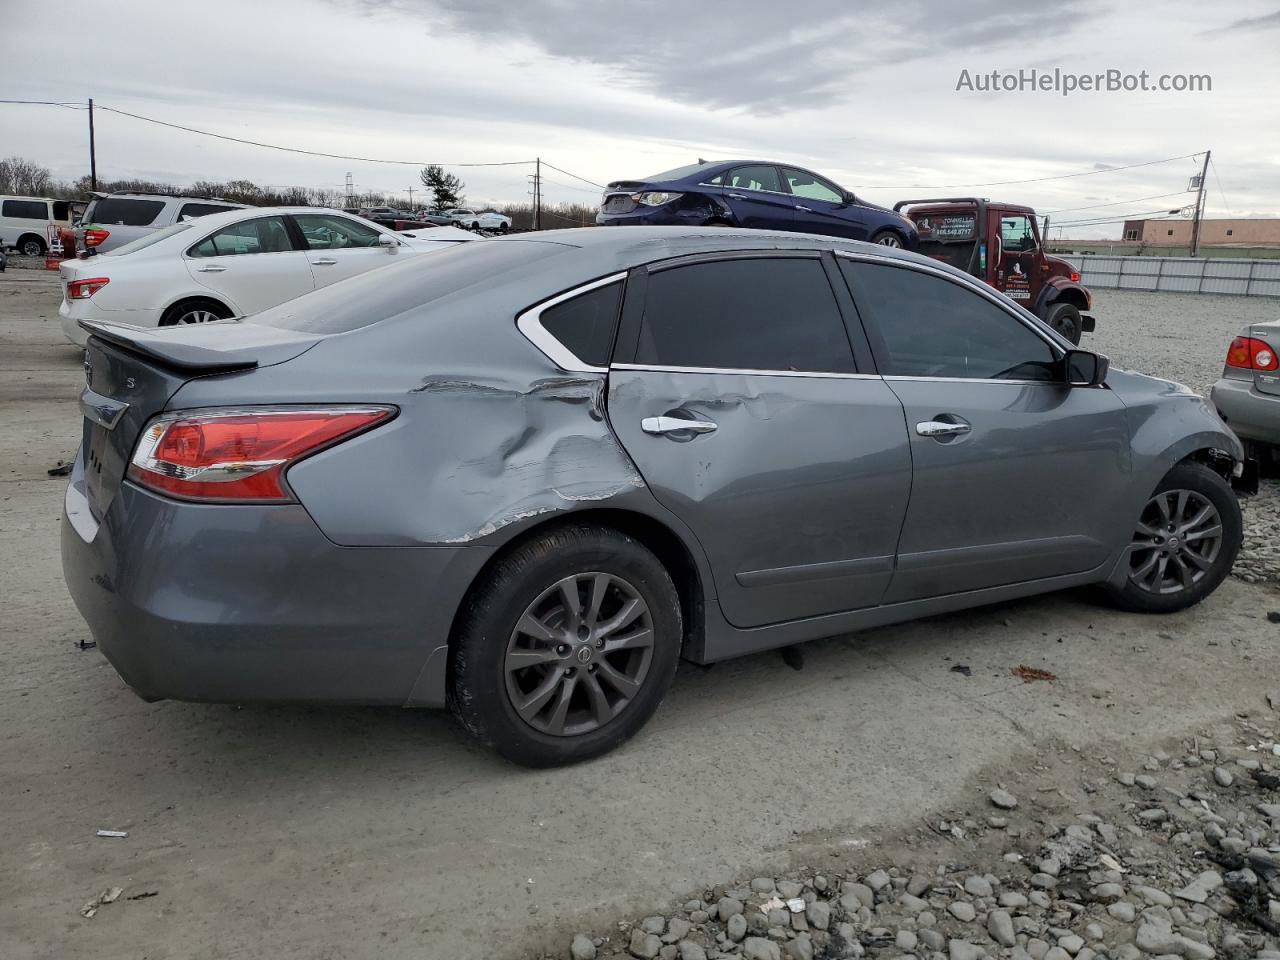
left=596, top=160, right=917, bottom=248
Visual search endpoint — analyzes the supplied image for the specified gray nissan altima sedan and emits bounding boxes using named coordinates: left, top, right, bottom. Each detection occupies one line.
left=63, top=227, right=1244, bottom=766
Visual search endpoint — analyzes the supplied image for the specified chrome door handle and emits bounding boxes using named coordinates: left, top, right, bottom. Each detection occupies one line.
left=728, top=193, right=746, bottom=200
left=311, top=258, right=337, bottom=265
left=794, top=205, right=812, bottom=212
left=916, top=420, right=971, bottom=437
left=196, top=265, right=226, bottom=273
left=642, top=416, right=718, bottom=436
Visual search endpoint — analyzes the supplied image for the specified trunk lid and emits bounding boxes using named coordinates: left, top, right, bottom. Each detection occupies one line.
left=78, top=320, right=321, bottom=520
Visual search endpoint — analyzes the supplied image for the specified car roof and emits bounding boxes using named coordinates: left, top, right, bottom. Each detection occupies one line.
left=166, top=205, right=385, bottom=231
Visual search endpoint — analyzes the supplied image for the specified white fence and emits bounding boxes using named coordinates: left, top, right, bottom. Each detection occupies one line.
left=1070, top=256, right=1280, bottom=298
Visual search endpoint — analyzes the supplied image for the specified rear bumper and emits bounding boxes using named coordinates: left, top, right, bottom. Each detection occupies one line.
left=60, top=456, right=492, bottom=708
left=1210, top=376, right=1280, bottom=447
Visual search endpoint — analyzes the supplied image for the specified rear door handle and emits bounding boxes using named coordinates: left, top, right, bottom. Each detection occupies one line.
left=311, top=258, right=338, bottom=265
left=642, top=416, right=718, bottom=436
left=916, top=419, right=971, bottom=438
left=794, top=205, right=812, bottom=212
left=728, top=193, right=746, bottom=200
left=195, top=265, right=226, bottom=273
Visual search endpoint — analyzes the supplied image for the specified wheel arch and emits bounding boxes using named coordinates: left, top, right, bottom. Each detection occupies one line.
left=16, top=231, right=46, bottom=252
left=1036, top=281, right=1089, bottom=318
left=445, top=507, right=711, bottom=678
left=158, top=292, right=238, bottom=324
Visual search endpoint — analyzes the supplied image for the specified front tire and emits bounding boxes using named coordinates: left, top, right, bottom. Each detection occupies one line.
left=869, top=229, right=903, bottom=248
left=18, top=234, right=46, bottom=257
left=1044, top=301, right=1083, bottom=344
left=450, top=524, right=682, bottom=767
left=1106, top=462, right=1241, bottom=613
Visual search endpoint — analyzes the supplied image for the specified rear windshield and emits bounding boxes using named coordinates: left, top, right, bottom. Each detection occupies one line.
left=252, top=240, right=567, bottom=334
left=88, top=198, right=166, bottom=226
left=642, top=162, right=716, bottom=182
left=102, top=221, right=193, bottom=257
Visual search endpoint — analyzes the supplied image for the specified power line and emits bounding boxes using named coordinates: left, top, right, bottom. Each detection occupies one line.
left=0, top=98, right=86, bottom=110
left=860, top=151, right=1205, bottom=190
left=540, top=161, right=604, bottom=189
left=93, top=103, right=537, bottom=167
left=1042, top=191, right=1193, bottom=215
left=1209, top=157, right=1231, bottom=214
left=1052, top=209, right=1188, bottom=228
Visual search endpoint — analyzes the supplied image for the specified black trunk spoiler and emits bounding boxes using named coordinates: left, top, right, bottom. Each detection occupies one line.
left=79, top=318, right=321, bottom=372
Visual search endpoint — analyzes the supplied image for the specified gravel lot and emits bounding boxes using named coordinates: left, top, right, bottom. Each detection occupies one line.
left=1085, top=290, right=1280, bottom=584
left=4, top=271, right=1280, bottom=960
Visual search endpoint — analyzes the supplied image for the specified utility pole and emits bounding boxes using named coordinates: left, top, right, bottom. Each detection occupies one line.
left=87, top=98, right=97, bottom=191
left=345, top=172, right=354, bottom=208
left=407, top=186, right=415, bottom=209
left=1189, top=149, right=1211, bottom=258
left=534, top=157, right=541, bottom=231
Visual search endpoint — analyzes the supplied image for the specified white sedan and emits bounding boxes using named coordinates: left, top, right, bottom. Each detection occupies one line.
left=59, top=207, right=475, bottom=345
left=442, top=209, right=512, bottom=232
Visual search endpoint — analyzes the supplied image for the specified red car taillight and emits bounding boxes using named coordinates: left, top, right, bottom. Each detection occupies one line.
left=1069, top=271, right=1081, bottom=282
left=127, top=406, right=395, bottom=502
left=83, top=228, right=110, bottom=248
left=67, top=277, right=110, bottom=299
left=1226, top=336, right=1278, bottom=371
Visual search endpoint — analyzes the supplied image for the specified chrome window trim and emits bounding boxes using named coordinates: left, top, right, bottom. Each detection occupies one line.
left=833, top=248, right=1066, bottom=354
left=882, top=375, right=1059, bottom=386
left=515, top=272, right=627, bottom=373
left=612, top=362, right=878, bottom=380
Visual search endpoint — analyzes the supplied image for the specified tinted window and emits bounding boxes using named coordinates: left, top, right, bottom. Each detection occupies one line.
left=189, top=216, right=294, bottom=257
left=253, top=240, right=564, bottom=334
left=89, top=198, right=165, bottom=226
left=840, top=260, right=1057, bottom=381
left=1000, top=215, right=1037, bottom=252
left=52, top=201, right=70, bottom=221
left=102, top=222, right=193, bottom=257
left=783, top=168, right=842, bottom=203
left=178, top=202, right=238, bottom=220
left=643, top=162, right=718, bottom=181
left=724, top=165, right=784, bottom=193
left=636, top=258, right=854, bottom=373
left=292, top=213, right=382, bottom=249
left=3, top=199, right=49, bottom=219
left=539, top=281, right=623, bottom=367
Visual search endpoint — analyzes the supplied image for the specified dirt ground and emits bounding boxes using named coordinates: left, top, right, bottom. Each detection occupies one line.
left=4, top=270, right=1280, bottom=960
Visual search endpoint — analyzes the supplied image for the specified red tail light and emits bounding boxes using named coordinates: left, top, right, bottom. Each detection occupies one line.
left=1069, top=271, right=1081, bottom=282
left=68, top=277, right=110, bottom=299
left=83, top=228, right=110, bottom=247
left=1226, top=336, right=1278, bottom=371
left=128, top=406, right=395, bottom=502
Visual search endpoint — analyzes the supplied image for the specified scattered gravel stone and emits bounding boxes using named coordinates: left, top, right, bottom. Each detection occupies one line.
left=677, top=942, right=706, bottom=960
left=716, top=897, right=743, bottom=922
left=726, top=913, right=747, bottom=942
left=571, top=933, right=597, bottom=960
left=1109, top=901, right=1137, bottom=922
left=988, top=909, right=1017, bottom=946
left=950, top=940, right=987, bottom=960
left=990, top=789, right=1019, bottom=810
left=742, top=937, right=781, bottom=960
left=865, top=869, right=891, bottom=891
left=948, top=901, right=977, bottom=922
left=1214, top=767, right=1234, bottom=787
left=965, top=875, right=994, bottom=897
left=1175, top=871, right=1224, bottom=904
left=629, top=928, right=662, bottom=959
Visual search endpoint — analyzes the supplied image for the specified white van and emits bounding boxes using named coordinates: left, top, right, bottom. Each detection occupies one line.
left=0, top=196, right=73, bottom=256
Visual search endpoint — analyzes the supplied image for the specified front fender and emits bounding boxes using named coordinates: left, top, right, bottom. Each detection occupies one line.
left=1034, top=277, right=1091, bottom=316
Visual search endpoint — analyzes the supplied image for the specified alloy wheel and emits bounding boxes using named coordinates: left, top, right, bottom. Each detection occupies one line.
left=176, top=309, right=223, bottom=325
left=1127, top=489, right=1223, bottom=595
left=504, top=572, right=654, bottom=737
left=20, top=239, right=43, bottom=257
left=876, top=233, right=903, bottom=248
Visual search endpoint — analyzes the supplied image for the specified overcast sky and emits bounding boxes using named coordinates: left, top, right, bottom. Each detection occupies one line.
left=1, top=0, right=1277, bottom=238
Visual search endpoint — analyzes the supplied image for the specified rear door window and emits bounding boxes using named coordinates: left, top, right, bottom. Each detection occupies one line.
left=178, top=202, right=239, bottom=220
left=188, top=216, right=296, bottom=257
left=635, top=257, right=854, bottom=373
left=2, top=199, right=49, bottom=219
left=724, top=165, right=785, bottom=194
left=839, top=259, right=1057, bottom=381
left=89, top=198, right=165, bottom=226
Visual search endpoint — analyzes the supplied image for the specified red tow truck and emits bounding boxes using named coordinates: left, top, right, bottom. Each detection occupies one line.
left=894, top=198, right=1096, bottom=344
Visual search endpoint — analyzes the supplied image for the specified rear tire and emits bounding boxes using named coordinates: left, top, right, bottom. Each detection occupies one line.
left=450, top=524, right=682, bottom=767
left=869, top=229, right=903, bottom=248
left=1105, top=462, right=1241, bottom=614
left=18, top=234, right=46, bottom=257
left=158, top=297, right=233, bottom=327
left=1044, top=301, right=1083, bottom=344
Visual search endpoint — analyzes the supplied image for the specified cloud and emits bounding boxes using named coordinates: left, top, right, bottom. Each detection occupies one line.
left=350, top=0, right=1093, bottom=113
left=1206, top=8, right=1280, bottom=32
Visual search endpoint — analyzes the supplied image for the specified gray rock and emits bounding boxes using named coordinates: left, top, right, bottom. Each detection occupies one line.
left=1030, top=874, right=1058, bottom=890
left=1027, top=938, right=1051, bottom=960
left=1044, top=949, right=1073, bottom=960
left=677, top=942, right=707, bottom=960
left=948, top=901, right=977, bottom=922
left=1174, top=871, right=1223, bottom=904
left=1108, top=902, right=1137, bottom=922
left=1039, top=858, right=1063, bottom=878
left=717, top=898, right=744, bottom=922
left=630, top=929, right=663, bottom=959
left=919, top=928, right=947, bottom=952
left=752, top=878, right=777, bottom=894
left=950, top=940, right=987, bottom=960
left=866, top=870, right=892, bottom=892
left=1059, top=935, right=1085, bottom=955
left=841, top=884, right=874, bottom=911
left=743, top=937, right=782, bottom=960
left=1091, top=883, right=1125, bottom=901
left=898, top=930, right=919, bottom=952
left=1134, top=918, right=1215, bottom=959
left=665, top=919, right=692, bottom=944
left=642, top=917, right=667, bottom=935
left=727, top=914, right=747, bottom=942
left=778, top=880, right=803, bottom=900
left=987, top=910, right=1016, bottom=947
left=1213, top=767, right=1234, bottom=787
left=1138, top=808, right=1169, bottom=823
left=1000, top=892, right=1029, bottom=908
left=908, top=874, right=932, bottom=896
left=1256, top=803, right=1280, bottom=818
left=990, top=789, right=1019, bottom=810
left=806, top=901, right=829, bottom=931
left=965, top=876, right=994, bottom=897
left=898, top=893, right=928, bottom=914
left=782, top=938, right=813, bottom=960
left=1135, top=774, right=1159, bottom=790
left=572, top=933, right=598, bottom=960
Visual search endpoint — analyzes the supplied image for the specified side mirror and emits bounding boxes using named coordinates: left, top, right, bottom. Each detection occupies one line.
left=377, top=234, right=398, bottom=251
left=1065, top=349, right=1109, bottom=387
left=841, top=190, right=857, bottom=206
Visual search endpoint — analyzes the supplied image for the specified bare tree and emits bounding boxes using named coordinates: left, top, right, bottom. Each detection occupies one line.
left=0, top=156, right=54, bottom=196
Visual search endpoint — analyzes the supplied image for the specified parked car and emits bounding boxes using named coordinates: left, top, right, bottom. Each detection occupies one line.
left=1212, top=325, right=1280, bottom=474
left=63, top=226, right=1243, bottom=767
left=596, top=160, right=918, bottom=247
left=0, top=195, right=73, bottom=256
left=77, top=193, right=248, bottom=255
left=440, top=208, right=512, bottom=232
left=415, top=210, right=456, bottom=227
left=59, top=207, right=473, bottom=345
